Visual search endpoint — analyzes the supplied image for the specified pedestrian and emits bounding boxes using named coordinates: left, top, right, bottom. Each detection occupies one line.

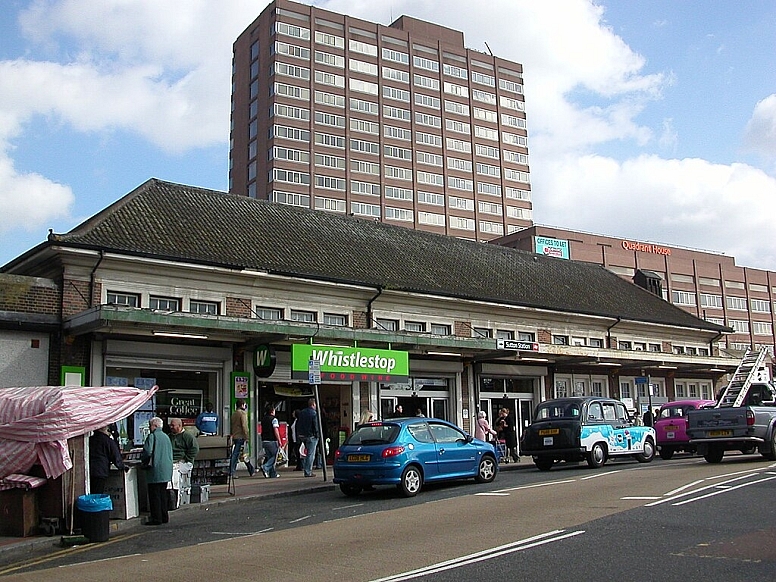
left=502, top=408, right=520, bottom=462
left=642, top=409, right=654, bottom=427
left=195, top=402, right=219, bottom=435
left=474, top=411, right=497, bottom=443
left=415, top=408, right=425, bottom=417
left=290, top=409, right=303, bottom=471
left=229, top=400, right=252, bottom=478
left=392, top=404, right=403, bottom=418
left=169, top=417, right=199, bottom=507
left=141, top=416, right=173, bottom=526
left=296, top=398, right=319, bottom=477
left=356, top=410, right=374, bottom=428
left=89, top=426, right=125, bottom=494
left=260, top=404, right=282, bottom=478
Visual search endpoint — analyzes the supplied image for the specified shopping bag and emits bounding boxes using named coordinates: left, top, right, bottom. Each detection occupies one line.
left=276, top=447, right=288, bottom=465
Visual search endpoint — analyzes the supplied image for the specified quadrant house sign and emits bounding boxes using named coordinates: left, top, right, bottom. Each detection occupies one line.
left=291, top=344, right=409, bottom=383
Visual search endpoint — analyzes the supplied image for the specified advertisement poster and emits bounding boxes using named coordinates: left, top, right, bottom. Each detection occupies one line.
left=233, top=374, right=249, bottom=399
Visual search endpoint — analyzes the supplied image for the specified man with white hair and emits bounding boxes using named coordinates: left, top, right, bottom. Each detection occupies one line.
left=141, top=417, right=173, bottom=525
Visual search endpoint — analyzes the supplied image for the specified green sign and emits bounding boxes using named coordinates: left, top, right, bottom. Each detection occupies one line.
left=291, top=344, right=409, bottom=382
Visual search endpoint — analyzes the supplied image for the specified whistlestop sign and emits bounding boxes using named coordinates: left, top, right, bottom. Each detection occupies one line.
left=291, top=344, right=409, bottom=382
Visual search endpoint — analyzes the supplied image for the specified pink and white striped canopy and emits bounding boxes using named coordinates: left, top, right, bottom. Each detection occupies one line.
left=0, top=385, right=156, bottom=482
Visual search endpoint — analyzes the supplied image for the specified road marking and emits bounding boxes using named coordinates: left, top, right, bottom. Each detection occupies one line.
left=369, top=529, right=585, bottom=582
left=332, top=503, right=364, bottom=510
left=646, top=471, right=768, bottom=507
left=207, top=527, right=273, bottom=539
left=0, top=534, right=141, bottom=576
left=495, top=479, right=576, bottom=493
left=475, top=492, right=510, bottom=496
left=664, top=479, right=704, bottom=496
left=290, top=515, right=311, bottom=523
left=580, top=470, right=623, bottom=480
left=672, top=475, right=776, bottom=506
left=621, top=496, right=660, bottom=500
left=57, top=553, right=141, bottom=568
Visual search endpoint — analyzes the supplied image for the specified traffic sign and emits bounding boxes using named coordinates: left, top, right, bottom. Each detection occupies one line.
left=308, top=358, right=321, bottom=385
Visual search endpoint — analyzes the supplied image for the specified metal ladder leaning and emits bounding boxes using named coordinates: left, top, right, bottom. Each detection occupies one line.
left=716, top=346, right=769, bottom=408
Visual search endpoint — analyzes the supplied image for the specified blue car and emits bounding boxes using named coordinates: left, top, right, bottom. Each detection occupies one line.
left=333, top=418, right=498, bottom=497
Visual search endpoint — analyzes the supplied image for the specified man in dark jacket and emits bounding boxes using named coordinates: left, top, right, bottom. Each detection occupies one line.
left=296, top=398, right=319, bottom=477
left=89, top=426, right=125, bottom=493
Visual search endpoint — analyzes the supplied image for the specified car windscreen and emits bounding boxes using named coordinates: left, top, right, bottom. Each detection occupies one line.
left=345, top=424, right=400, bottom=445
left=534, top=402, right=581, bottom=420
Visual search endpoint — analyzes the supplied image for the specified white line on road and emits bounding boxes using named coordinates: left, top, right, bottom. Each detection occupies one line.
left=332, top=503, right=364, bottom=511
left=475, top=492, right=511, bottom=496
left=581, top=469, right=624, bottom=480
left=495, top=479, right=576, bottom=493
left=369, top=529, right=585, bottom=582
left=664, top=479, right=704, bottom=496
left=672, top=475, right=776, bottom=506
left=646, top=471, right=768, bottom=507
left=621, top=496, right=660, bottom=500
left=289, top=515, right=311, bottom=523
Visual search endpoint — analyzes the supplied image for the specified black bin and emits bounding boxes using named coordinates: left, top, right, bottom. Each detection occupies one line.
left=76, top=494, right=112, bottom=542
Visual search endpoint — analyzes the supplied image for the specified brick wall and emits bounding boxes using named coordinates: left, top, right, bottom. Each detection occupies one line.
left=0, top=275, right=60, bottom=315
left=353, top=310, right=368, bottom=329
left=454, top=320, right=470, bottom=338
left=226, top=296, right=252, bottom=318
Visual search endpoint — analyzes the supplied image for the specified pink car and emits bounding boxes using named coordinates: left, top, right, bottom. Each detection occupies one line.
left=655, top=399, right=716, bottom=459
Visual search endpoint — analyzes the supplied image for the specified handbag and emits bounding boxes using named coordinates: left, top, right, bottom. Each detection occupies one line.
left=141, top=434, right=155, bottom=470
left=167, top=488, right=178, bottom=511
left=276, top=446, right=288, bottom=465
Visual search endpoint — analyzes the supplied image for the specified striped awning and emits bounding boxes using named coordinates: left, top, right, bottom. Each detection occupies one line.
left=0, top=385, right=157, bottom=483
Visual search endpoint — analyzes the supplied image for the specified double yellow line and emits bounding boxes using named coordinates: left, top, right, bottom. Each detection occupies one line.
left=0, top=533, right=140, bottom=576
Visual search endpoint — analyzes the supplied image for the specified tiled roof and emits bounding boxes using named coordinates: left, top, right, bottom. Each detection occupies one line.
left=45, top=179, right=724, bottom=332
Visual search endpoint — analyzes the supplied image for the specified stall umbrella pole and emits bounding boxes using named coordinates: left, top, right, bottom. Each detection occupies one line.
left=314, top=384, right=328, bottom=482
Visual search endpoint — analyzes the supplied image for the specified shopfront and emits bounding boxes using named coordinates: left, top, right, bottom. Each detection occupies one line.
left=379, top=358, right=462, bottom=421
left=476, top=363, right=546, bottom=453
left=91, top=339, right=233, bottom=447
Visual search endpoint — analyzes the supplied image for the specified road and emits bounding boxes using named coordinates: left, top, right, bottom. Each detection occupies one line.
left=2, top=454, right=776, bottom=581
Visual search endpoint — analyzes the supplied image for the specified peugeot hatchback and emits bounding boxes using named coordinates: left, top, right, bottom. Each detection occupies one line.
left=333, top=418, right=498, bottom=497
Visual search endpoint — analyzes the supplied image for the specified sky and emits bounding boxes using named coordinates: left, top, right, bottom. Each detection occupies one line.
left=0, top=0, right=774, bottom=270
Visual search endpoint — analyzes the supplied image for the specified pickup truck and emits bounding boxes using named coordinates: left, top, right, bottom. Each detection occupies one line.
left=686, top=382, right=776, bottom=463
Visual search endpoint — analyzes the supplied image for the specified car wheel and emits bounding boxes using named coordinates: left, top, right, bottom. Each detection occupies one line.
left=586, top=442, right=606, bottom=468
left=475, top=455, right=497, bottom=483
left=339, top=483, right=362, bottom=497
left=398, top=465, right=422, bottom=497
left=704, top=446, right=724, bottom=463
left=635, top=437, right=655, bottom=463
left=534, top=457, right=554, bottom=471
left=658, top=447, right=674, bottom=460
left=762, top=430, right=776, bottom=461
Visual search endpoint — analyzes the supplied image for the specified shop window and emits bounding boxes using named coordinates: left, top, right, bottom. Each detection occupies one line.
left=256, top=306, right=283, bottom=320
left=106, top=291, right=139, bottom=307
left=620, top=381, right=631, bottom=399
left=555, top=379, right=569, bottom=398
left=591, top=381, right=604, bottom=397
left=430, top=323, right=451, bottom=336
left=675, top=383, right=686, bottom=398
left=290, top=309, right=316, bottom=323
left=405, top=321, right=426, bottom=333
left=190, top=300, right=219, bottom=315
left=150, top=296, right=180, bottom=311
left=323, top=313, right=348, bottom=326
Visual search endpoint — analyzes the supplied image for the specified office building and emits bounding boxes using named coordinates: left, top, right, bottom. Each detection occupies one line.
left=496, top=225, right=776, bottom=358
left=229, top=0, right=532, bottom=240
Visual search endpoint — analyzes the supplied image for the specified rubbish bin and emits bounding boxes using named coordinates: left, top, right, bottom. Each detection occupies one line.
left=76, top=494, right=113, bottom=542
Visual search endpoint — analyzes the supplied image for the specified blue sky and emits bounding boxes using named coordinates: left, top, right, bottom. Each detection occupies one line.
left=0, top=0, right=774, bottom=269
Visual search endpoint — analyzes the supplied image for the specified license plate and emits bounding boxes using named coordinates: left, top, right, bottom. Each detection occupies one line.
left=708, top=430, right=732, bottom=437
left=666, top=425, right=679, bottom=431
left=539, top=428, right=559, bottom=436
left=543, top=437, right=554, bottom=446
left=666, top=432, right=675, bottom=439
left=347, top=454, right=370, bottom=462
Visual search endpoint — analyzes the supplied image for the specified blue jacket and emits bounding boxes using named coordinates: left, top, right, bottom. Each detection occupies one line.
left=195, top=411, right=219, bottom=434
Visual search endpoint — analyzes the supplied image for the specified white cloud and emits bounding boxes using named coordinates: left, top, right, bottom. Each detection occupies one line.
left=742, top=94, right=776, bottom=164
left=535, top=154, right=776, bottom=269
left=0, top=0, right=774, bottom=272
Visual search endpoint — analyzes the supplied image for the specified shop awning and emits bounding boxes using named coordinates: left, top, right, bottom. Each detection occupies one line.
left=0, top=385, right=157, bottom=486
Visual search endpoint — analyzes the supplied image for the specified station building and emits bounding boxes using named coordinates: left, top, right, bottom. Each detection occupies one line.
left=1, top=180, right=739, bottom=463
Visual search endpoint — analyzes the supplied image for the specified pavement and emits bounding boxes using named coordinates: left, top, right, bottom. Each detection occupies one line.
left=0, top=458, right=526, bottom=560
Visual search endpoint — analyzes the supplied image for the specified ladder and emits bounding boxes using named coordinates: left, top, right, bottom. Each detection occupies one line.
left=716, top=346, right=769, bottom=408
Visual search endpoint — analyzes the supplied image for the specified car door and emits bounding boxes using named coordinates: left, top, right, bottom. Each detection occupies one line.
left=601, top=401, right=629, bottom=454
left=428, top=422, right=478, bottom=478
left=405, top=422, right=439, bottom=479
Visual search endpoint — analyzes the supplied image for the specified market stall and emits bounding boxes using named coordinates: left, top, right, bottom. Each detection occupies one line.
left=0, top=385, right=156, bottom=536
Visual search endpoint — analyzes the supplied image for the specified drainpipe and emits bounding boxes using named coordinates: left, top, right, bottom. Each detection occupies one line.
left=366, top=286, right=383, bottom=329
left=606, top=317, right=622, bottom=349
left=89, top=251, right=105, bottom=308
left=709, top=331, right=723, bottom=356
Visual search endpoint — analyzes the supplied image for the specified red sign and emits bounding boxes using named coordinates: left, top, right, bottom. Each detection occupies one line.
left=621, top=240, right=671, bottom=256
